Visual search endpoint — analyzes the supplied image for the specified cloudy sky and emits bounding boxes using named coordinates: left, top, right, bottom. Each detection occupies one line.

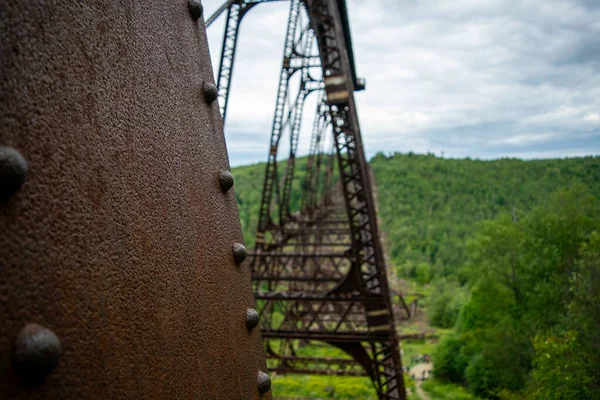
left=203, top=0, right=600, bottom=167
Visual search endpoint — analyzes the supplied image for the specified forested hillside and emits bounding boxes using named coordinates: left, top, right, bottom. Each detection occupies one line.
left=231, top=153, right=600, bottom=399
left=370, top=153, right=600, bottom=281
left=232, top=156, right=312, bottom=247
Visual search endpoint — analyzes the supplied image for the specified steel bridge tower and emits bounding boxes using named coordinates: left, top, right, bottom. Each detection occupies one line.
left=208, top=1, right=409, bottom=399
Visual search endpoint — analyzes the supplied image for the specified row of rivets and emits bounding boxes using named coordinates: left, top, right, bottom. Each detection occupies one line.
left=214, top=140, right=269, bottom=395
left=188, top=1, right=270, bottom=389
left=188, top=0, right=219, bottom=108
left=0, top=146, right=27, bottom=201
left=187, top=1, right=270, bottom=394
left=2, top=146, right=59, bottom=382
left=0, top=147, right=58, bottom=383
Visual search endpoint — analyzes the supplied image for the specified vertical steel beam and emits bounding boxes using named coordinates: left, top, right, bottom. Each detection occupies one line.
left=1, top=0, right=270, bottom=398
left=216, top=1, right=246, bottom=121
left=255, top=0, right=303, bottom=241
left=307, top=0, right=406, bottom=397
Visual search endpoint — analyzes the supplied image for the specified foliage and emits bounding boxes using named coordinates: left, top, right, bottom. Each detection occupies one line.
left=421, top=379, right=480, bottom=400
left=433, top=333, right=469, bottom=384
left=232, top=156, right=335, bottom=248
left=526, top=331, right=595, bottom=400
left=272, top=374, right=376, bottom=399
left=369, top=153, right=600, bottom=282
left=427, top=278, right=467, bottom=328
left=269, top=342, right=378, bottom=398
left=232, top=153, right=600, bottom=399
left=525, top=232, right=600, bottom=400
left=415, top=262, right=432, bottom=285
left=435, top=185, right=600, bottom=398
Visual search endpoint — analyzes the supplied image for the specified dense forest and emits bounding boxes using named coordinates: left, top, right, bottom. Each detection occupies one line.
left=232, top=153, right=600, bottom=399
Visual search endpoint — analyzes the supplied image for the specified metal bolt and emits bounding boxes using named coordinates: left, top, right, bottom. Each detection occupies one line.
left=13, top=323, right=63, bottom=383
left=246, top=308, right=259, bottom=331
left=203, top=81, right=218, bottom=104
left=257, top=370, right=271, bottom=395
left=219, top=170, right=234, bottom=192
left=188, top=0, right=203, bottom=20
left=233, top=242, right=247, bottom=265
left=0, top=146, right=27, bottom=201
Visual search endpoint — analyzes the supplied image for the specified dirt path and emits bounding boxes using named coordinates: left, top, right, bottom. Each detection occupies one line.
left=415, top=380, right=431, bottom=400
left=409, top=362, right=433, bottom=400
left=409, top=362, right=433, bottom=380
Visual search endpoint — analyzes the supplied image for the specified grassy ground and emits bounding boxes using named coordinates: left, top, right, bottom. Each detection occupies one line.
left=420, top=380, right=479, bottom=400
left=270, top=340, right=380, bottom=399
left=272, top=374, right=377, bottom=399
left=271, top=277, right=476, bottom=399
left=403, top=338, right=478, bottom=400
left=399, top=279, right=478, bottom=400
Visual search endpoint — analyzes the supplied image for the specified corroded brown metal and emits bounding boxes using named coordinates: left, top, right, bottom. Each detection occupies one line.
left=0, top=1, right=269, bottom=399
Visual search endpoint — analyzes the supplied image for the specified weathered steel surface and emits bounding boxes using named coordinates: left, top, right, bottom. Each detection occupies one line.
left=0, top=1, right=270, bottom=399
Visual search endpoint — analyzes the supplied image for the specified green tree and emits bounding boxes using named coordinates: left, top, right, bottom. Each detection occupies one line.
left=416, top=262, right=431, bottom=285
left=441, top=186, right=599, bottom=398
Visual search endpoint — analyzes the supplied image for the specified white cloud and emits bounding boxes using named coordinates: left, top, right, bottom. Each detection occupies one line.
left=495, top=132, right=559, bottom=145
left=584, top=113, right=600, bottom=122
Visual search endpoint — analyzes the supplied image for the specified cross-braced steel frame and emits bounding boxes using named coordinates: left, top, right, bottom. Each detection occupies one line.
left=208, top=1, right=408, bottom=398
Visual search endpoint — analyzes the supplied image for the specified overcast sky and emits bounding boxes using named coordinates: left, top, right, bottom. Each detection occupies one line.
left=203, top=0, right=600, bottom=167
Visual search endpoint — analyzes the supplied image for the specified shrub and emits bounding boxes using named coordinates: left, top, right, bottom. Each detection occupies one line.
left=415, top=262, right=431, bottom=285
left=433, top=335, right=468, bottom=383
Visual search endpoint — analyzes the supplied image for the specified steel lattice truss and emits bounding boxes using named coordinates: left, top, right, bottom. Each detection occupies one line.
left=208, top=1, right=408, bottom=399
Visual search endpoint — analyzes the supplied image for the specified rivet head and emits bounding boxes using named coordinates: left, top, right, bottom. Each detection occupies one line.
left=203, top=81, right=218, bottom=104
left=188, top=0, right=204, bottom=20
left=219, top=170, right=234, bottom=192
left=0, top=146, right=27, bottom=201
left=13, top=323, right=63, bottom=383
left=246, top=308, right=259, bottom=331
left=233, top=242, right=247, bottom=265
left=257, top=370, right=271, bottom=395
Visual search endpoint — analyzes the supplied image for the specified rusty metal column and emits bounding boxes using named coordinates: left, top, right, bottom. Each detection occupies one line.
left=0, top=1, right=270, bottom=399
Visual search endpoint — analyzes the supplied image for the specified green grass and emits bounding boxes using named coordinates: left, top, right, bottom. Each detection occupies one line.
left=272, top=374, right=376, bottom=399
left=421, top=380, right=480, bottom=400
left=270, top=342, right=377, bottom=398
left=232, top=154, right=600, bottom=398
